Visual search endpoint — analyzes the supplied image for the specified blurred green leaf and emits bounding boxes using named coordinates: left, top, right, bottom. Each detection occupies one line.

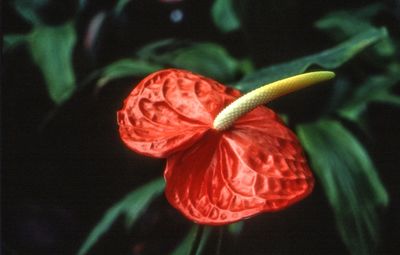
left=338, top=70, right=400, bottom=122
left=167, top=43, right=239, bottom=82
left=297, top=120, right=389, bottom=255
left=151, top=43, right=240, bottom=82
left=114, top=0, right=131, bottom=15
left=236, top=28, right=388, bottom=91
left=315, top=4, right=395, bottom=57
left=77, top=178, right=165, bottom=255
left=28, top=22, right=76, bottom=104
left=3, top=34, right=28, bottom=51
left=14, top=0, right=47, bottom=25
left=351, top=3, right=385, bottom=18
left=171, top=227, right=198, bottom=255
left=171, top=226, right=211, bottom=255
left=79, top=0, right=87, bottom=10
left=194, top=227, right=211, bottom=255
left=227, top=221, right=244, bottom=236
left=97, top=59, right=163, bottom=87
left=136, top=40, right=241, bottom=82
left=315, top=4, right=384, bottom=38
left=212, top=0, right=241, bottom=33
left=136, top=39, right=182, bottom=59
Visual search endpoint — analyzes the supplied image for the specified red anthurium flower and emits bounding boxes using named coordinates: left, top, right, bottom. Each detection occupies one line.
left=118, top=69, right=334, bottom=225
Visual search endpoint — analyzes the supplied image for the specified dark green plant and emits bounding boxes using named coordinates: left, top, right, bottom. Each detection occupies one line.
left=4, top=1, right=399, bottom=254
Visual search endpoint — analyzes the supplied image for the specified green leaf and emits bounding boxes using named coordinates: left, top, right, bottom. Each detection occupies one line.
left=235, top=28, right=388, bottom=91
left=227, top=221, right=244, bottom=236
left=315, top=5, right=395, bottom=57
left=97, top=59, right=163, bottom=87
left=170, top=226, right=211, bottom=255
left=338, top=72, right=400, bottom=122
left=136, top=39, right=181, bottom=60
left=136, top=40, right=241, bottom=82
left=77, top=178, right=165, bottom=255
left=3, top=34, right=28, bottom=51
left=297, top=120, right=388, bottom=255
left=168, top=43, right=239, bottom=82
left=114, top=0, right=131, bottom=15
left=315, top=6, right=382, bottom=39
left=94, top=39, right=240, bottom=89
left=193, top=227, right=211, bottom=255
left=152, top=43, right=239, bottom=83
left=123, top=178, right=165, bottom=229
left=212, top=0, right=241, bottom=33
left=14, top=0, right=47, bottom=25
left=28, top=22, right=77, bottom=104
left=170, top=227, right=198, bottom=255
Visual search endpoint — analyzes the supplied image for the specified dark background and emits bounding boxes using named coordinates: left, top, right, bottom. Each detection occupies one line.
left=2, top=0, right=400, bottom=254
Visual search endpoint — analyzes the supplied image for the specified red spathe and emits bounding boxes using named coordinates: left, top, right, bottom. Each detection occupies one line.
left=118, top=69, right=314, bottom=225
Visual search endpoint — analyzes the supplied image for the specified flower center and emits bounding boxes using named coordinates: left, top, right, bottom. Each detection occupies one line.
left=213, top=71, right=335, bottom=131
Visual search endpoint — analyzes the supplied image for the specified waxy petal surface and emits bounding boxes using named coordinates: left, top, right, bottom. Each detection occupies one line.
left=164, top=107, right=314, bottom=225
left=118, top=69, right=314, bottom=225
left=118, top=69, right=240, bottom=158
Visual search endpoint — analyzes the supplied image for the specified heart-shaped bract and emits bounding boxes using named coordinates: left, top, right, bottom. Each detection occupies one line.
left=118, top=69, right=314, bottom=225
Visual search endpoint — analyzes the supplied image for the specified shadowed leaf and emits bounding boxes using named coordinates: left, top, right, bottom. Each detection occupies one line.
left=136, top=39, right=183, bottom=59
left=212, top=0, right=240, bottom=33
left=315, top=4, right=395, bottom=57
left=3, top=34, right=28, bottom=51
left=14, top=0, right=46, bottom=25
left=136, top=40, right=240, bottom=82
left=28, top=22, right=76, bottom=104
left=236, top=28, right=388, bottom=91
left=315, top=3, right=384, bottom=38
left=114, top=0, right=131, bottom=15
left=338, top=68, right=400, bottom=123
left=154, top=43, right=239, bottom=82
left=97, top=59, right=163, bottom=87
left=77, top=178, right=165, bottom=255
left=297, top=120, right=388, bottom=255
left=227, top=221, right=244, bottom=236
left=171, top=226, right=211, bottom=255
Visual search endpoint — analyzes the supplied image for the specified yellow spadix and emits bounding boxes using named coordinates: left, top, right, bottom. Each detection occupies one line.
left=213, top=71, right=335, bottom=131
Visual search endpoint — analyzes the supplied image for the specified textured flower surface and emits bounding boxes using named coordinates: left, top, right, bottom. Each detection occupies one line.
left=118, top=69, right=314, bottom=225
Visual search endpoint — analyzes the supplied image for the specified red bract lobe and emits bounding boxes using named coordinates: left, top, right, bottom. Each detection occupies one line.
left=118, top=69, right=314, bottom=225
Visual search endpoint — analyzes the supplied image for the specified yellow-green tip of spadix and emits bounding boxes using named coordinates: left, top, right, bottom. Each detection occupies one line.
left=213, top=71, right=335, bottom=131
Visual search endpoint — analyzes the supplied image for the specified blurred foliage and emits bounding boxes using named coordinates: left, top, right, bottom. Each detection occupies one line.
left=114, top=0, right=133, bottom=15
left=29, top=23, right=77, bottom=104
left=171, top=226, right=211, bottom=255
left=97, top=59, right=163, bottom=88
left=4, top=22, right=77, bottom=104
left=297, top=120, right=389, bottom=255
left=316, top=4, right=400, bottom=130
left=338, top=68, right=400, bottom=124
left=235, top=27, right=388, bottom=91
left=13, top=0, right=46, bottom=25
left=3, top=34, right=28, bottom=51
left=315, top=3, right=396, bottom=57
left=211, top=0, right=240, bottom=33
left=4, top=1, right=400, bottom=255
left=78, top=178, right=165, bottom=255
left=143, top=42, right=240, bottom=82
left=5, top=0, right=77, bottom=104
left=227, top=221, right=244, bottom=236
left=95, top=40, right=243, bottom=88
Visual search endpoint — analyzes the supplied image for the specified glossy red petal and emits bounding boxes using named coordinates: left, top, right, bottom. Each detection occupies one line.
left=164, top=107, right=314, bottom=225
left=117, top=69, right=240, bottom=158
